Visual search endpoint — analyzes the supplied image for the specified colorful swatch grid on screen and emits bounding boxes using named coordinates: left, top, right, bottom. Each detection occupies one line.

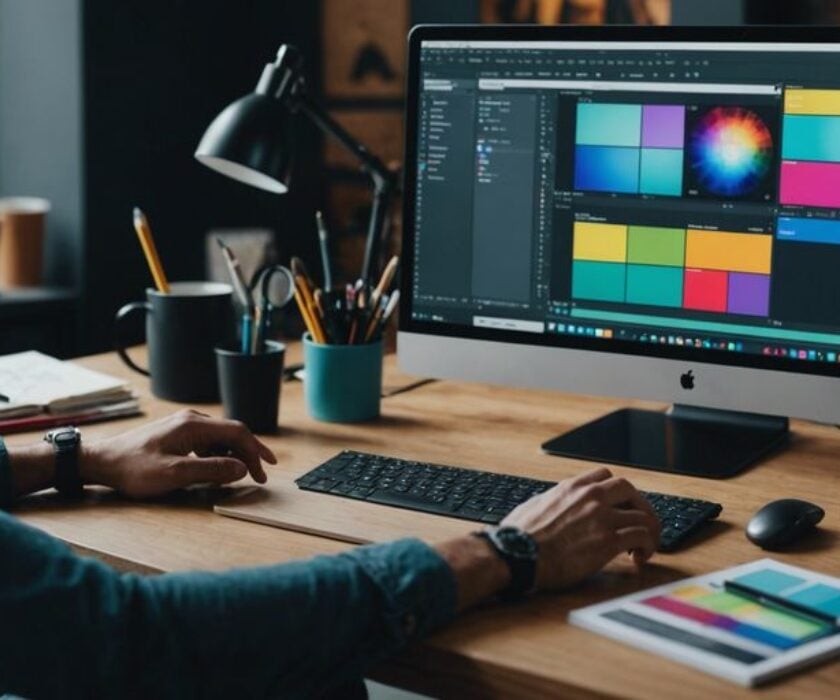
left=572, top=221, right=772, bottom=316
left=641, top=583, right=833, bottom=651
left=574, top=103, right=684, bottom=196
left=688, top=107, right=774, bottom=198
left=781, top=89, right=840, bottom=208
left=731, top=568, right=840, bottom=618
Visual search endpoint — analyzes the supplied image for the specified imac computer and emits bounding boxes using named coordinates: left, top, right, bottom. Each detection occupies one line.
left=398, top=25, right=840, bottom=478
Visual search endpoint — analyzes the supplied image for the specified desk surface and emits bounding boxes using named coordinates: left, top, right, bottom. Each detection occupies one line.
left=9, top=345, right=840, bottom=699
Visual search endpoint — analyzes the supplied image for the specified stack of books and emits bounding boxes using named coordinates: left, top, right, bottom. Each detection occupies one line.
left=0, top=351, right=140, bottom=434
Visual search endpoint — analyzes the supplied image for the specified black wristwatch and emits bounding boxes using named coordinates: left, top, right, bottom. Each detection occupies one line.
left=473, top=526, right=539, bottom=601
left=44, top=427, right=84, bottom=498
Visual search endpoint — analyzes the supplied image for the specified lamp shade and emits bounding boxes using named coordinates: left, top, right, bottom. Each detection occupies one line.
left=195, top=93, right=294, bottom=194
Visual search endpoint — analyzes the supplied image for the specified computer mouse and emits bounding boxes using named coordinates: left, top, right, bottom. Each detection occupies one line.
left=746, top=499, right=825, bottom=550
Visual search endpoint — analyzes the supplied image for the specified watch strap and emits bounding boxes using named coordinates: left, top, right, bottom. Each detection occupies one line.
left=48, top=428, right=84, bottom=498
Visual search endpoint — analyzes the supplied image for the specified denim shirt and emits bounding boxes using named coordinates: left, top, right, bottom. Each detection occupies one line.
left=0, top=437, right=458, bottom=698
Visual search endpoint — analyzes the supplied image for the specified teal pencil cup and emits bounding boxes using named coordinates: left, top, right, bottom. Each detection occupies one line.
left=303, top=333, right=383, bottom=422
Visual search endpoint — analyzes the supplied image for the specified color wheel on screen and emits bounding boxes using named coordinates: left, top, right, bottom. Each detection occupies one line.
left=689, top=107, right=774, bottom=197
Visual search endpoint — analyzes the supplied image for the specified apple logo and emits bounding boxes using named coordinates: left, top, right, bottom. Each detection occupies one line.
left=680, top=370, right=695, bottom=390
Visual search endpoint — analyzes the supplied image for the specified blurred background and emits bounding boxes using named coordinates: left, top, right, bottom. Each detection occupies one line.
left=0, top=0, right=837, bottom=357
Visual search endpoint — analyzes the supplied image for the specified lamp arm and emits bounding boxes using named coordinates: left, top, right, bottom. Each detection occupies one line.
left=296, top=95, right=397, bottom=282
left=296, top=95, right=394, bottom=186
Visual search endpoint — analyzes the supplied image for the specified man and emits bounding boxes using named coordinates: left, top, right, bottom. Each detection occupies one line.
left=0, top=410, right=660, bottom=698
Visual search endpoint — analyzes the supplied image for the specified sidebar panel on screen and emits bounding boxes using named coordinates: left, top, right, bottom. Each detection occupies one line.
left=471, top=93, right=537, bottom=304
left=414, top=82, right=477, bottom=303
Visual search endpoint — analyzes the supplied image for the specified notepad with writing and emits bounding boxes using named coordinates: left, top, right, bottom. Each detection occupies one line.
left=0, top=350, right=135, bottom=419
left=570, top=559, right=840, bottom=687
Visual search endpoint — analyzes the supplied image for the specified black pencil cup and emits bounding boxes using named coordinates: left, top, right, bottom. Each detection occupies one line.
left=215, top=341, right=285, bottom=434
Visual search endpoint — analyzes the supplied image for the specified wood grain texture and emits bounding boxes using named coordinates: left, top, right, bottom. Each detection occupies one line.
left=11, top=345, right=840, bottom=698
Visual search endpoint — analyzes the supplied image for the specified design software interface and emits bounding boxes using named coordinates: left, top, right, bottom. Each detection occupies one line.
left=411, top=40, right=840, bottom=365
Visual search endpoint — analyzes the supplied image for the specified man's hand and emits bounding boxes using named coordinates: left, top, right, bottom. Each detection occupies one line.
left=81, top=410, right=277, bottom=498
left=435, top=467, right=660, bottom=609
left=500, top=467, right=660, bottom=591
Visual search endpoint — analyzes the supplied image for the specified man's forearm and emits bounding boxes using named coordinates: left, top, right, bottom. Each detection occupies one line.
left=0, top=511, right=459, bottom=698
left=435, top=535, right=511, bottom=611
left=5, top=441, right=111, bottom=499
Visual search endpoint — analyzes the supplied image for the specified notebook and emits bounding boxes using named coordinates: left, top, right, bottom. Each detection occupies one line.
left=570, top=559, right=840, bottom=687
left=0, top=351, right=134, bottom=419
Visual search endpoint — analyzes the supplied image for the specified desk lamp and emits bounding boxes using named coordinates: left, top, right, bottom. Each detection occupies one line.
left=195, top=44, right=396, bottom=283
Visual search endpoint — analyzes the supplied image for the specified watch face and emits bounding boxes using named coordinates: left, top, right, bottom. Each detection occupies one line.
left=54, top=432, right=78, bottom=447
left=494, top=526, right=539, bottom=559
left=46, top=427, right=80, bottom=447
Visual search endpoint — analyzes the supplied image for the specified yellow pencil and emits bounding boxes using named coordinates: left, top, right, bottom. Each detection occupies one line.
left=294, top=275, right=327, bottom=343
left=294, top=285, right=322, bottom=343
left=132, top=207, right=169, bottom=293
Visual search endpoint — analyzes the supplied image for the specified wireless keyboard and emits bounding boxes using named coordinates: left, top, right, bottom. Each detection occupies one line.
left=295, top=450, right=723, bottom=552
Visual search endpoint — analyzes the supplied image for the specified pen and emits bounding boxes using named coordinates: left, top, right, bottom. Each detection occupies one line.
left=132, top=207, right=170, bottom=293
left=723, top=579, right=839, bottom=627
left=380, top=289, right=400, bottom=327
left=216, top=237, right=256, bottom=353
left=241, top=314, right=254, bottom=354
left=315, top=211, right=333, bottom=292
left=216, top=238, right=253, bottom=310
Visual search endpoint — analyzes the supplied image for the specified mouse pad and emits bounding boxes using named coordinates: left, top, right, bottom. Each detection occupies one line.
left=214, top=468, right=474, bottom=544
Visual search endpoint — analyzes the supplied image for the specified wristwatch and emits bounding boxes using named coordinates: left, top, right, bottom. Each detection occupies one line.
left=472, top=525, right=539, bottom=601
left=44, top=427, right=84, bottom=498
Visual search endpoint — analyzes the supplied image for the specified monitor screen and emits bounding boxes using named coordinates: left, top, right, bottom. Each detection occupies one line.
left=403, top=31, right=840, bottom=378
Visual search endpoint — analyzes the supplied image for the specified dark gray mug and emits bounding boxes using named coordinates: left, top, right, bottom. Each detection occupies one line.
left=115, top=281, right=236, bottom=402
left=215, top=341, right=285, bottom=434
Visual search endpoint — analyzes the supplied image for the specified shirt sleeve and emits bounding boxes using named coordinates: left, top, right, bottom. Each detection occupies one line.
left=0, top=511, right=457, bottom=699
left=0, top=437, right=12, bottom=510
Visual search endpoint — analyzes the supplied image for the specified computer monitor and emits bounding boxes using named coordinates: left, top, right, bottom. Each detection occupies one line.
left=398, top=25, right=840, bottom=478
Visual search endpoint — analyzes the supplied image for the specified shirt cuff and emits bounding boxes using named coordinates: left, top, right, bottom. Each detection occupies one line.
left=342, top=538, right=457, bottom=645
left=0, top=436, right=12, bottom=510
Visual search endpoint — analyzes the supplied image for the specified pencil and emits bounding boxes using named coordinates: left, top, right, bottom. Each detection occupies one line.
left=295, top=274, right=327, bottom=343
left=369, top=255, right=399, bottom=311
left=294, top=285, right=322, bottom=343
left=132, top=207, right=169, bottom=293
left=348, top=313, right=359, bottom=345
left=291, top=256, right=316, bottom=292
left=364, top=298, right=387, bottom=343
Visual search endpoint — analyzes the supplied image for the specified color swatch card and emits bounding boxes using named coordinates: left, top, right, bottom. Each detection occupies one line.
left=570, top=560, right=840, bottom=686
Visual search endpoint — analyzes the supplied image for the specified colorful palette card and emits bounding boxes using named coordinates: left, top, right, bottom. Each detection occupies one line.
left=570, top=560, right=840, bottom=686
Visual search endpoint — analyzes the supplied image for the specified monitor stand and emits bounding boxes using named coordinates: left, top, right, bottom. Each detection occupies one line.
left=541, top=404, right=790, bottom=478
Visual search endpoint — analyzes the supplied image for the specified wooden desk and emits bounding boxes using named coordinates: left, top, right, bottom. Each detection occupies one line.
left=9, top=346, right=840, bottom=699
